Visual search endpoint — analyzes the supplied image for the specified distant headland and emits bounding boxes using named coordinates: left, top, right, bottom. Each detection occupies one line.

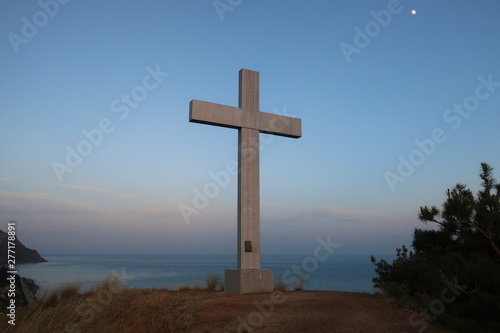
left=0, top=230, right=47, bottom=265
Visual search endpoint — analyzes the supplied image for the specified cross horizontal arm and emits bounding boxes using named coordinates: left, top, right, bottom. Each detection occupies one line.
left=190, top=100, right=302, bottom=138
left=190, top=100, right=251, bottom=130
left=259, top=112, right=301, bottom=138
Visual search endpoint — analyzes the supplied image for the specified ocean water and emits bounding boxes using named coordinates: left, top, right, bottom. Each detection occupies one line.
left=17, top=254, right=391, bottom=295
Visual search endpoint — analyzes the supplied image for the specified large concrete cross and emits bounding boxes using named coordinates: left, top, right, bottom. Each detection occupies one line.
left=189, top=69, right=302, bottom=293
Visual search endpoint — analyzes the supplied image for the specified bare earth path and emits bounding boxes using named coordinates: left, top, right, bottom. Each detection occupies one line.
left=189, top=290, right=446, bottom=333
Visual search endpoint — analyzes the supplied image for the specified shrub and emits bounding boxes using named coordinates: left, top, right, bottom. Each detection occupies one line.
left=205, top=273, right=222, bottom=291
left=372, top=163, right=500, bottom=331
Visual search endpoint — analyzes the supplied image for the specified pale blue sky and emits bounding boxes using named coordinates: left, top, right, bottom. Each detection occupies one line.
left=1, top=0, right=499, bottom=255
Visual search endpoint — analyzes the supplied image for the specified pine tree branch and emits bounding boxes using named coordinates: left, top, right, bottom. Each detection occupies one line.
left=455, top=215, right=500, bottom=259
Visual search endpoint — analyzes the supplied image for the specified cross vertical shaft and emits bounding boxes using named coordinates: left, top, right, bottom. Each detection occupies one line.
left=238, top=69, right=260, bottom=269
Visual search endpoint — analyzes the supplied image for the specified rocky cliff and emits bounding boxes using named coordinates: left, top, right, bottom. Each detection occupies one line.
left=0, top=230, right=47, bottom=265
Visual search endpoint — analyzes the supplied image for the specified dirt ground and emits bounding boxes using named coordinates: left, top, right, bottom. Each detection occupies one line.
left=189, top=290, right=447, bottom=333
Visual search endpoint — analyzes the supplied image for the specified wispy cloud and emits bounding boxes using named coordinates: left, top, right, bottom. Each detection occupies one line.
left=0, top=190, right=97, bottom=212
left=57, top=183, right=110, bottom=193
left=56, top=183, right=139, bottom=199
left=262, top=204, right=419, bottom=234
left=320, top=205, right=400, bottom=223
left=0, top=177, right=16, bottom=182
left=0, top=191, right=52, bottom=200
left=0, top=191, right=424, bottom=255
left=0, top=188, right=221, bottom=253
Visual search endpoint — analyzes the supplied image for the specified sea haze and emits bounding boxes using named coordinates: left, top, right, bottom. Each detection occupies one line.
left=17, top=254, right=394, bottom=294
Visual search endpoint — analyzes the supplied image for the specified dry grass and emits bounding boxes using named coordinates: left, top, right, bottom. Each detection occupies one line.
left=205, top=273, right=222, bottom=291
left=2, top=274, right=312, bottom=332
left=0, top=276, right=202, bottom=333
left=1, top=281, right=446, bottom=333
left=177, top=283, right=203, bottom=291
left=37, top=282, right=82, bottom=310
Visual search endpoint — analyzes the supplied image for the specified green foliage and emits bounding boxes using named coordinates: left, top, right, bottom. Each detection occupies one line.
left=372, top=163, right=500, bottom=332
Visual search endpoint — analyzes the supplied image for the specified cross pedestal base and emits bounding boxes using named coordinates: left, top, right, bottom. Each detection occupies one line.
left=225, top=269, right=273, bottom=294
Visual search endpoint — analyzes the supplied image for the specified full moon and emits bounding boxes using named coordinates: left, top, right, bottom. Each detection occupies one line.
left=411, top=9, right=417, bottom=15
